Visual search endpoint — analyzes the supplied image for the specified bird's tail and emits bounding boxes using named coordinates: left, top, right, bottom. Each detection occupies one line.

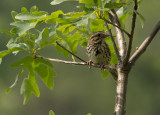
left=109, top=69, right=117, bottom=81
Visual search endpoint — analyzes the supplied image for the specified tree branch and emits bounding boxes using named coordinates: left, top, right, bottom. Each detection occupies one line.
left=124, top=0, right=138, bottom=65
left=56, top=41, right=87, bottom=63
left=129, top=21, right=160, bottom=65
left=103, top=18, right=131, bottom=38
left=109, top=10, right=127, bottom=61
left=35, top=54, right=116, bottom=70
left=104, top=21, right=122, bottom=63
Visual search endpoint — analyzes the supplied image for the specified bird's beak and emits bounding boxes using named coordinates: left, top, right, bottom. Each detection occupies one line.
left=104, top=33, right=110, bottom=38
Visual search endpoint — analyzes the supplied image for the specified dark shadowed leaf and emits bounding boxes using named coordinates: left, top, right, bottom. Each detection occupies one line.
left=136, top=11, right=145, bottom=28
left=105, top=2, right=126, bottom=9
left=10, top=56, right=33, bottom=67
left=79, top=0, right=100, bottom=7
left=20, top=66, right=40, bottom=104
left=6, top=68, right=25, bottom=93
left=34, top=63, right=56, bottom=89
left=0, top=47, right=25, bottom=64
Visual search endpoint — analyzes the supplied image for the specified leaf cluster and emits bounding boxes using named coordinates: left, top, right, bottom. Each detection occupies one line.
left=0, top=0, right=144, bottom=104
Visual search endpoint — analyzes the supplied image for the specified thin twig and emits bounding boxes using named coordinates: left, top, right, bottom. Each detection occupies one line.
left=103, top=18, right=131, bottom=38
left=35, top=54, right=116, bottom=70
left=129, top=21, right=160, bottom=65
left=124, top=0, right=138, bottom=65
left=104, top=19, right=122, bottom=64
left=56, top=41, right=87, bottom=63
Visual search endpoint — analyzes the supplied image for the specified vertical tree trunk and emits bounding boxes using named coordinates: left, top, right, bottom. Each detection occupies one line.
left=114, top=67, right=129, bottom=115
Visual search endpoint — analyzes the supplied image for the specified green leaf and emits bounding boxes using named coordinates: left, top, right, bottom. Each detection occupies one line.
left=35, top=27, right=49, bottom=49
left=0, top=47, right=25, bottom=64
left=15, top=12, right=47, bottom=20
left=56, top=30, right=66, bottom=39
left=51, top=0, right=77, bottom=5
left=11, top=11, right=18, bottom=21
left=55, top=40, right=70, bottom=57
left=76, top=17, right=89, bottom=26
left=30, top=6, right=38, bottom=12
left=136, top=11, right=145, bottom=28
left=6, top=68, right=25, bottom=93
left=34, top=57, right=53, bottom=68
left=116, top=7, right=131, bottom=28
left=76, top=28, right=90, bottom=36
left=101, top=70, right=109, bottom=79
left=90, top=19, right=106, bottom=33
left=10, top=56, right=33, bottom=67
left=46, top=10, right=64, bottom=24
left=7, top=43, right=29, bottom=52
left=34, top=63, right=56, bottom=89
left=21, top=7, right=28, bottom=13
left=104, top=2, right=126, bottom=9
left=77, top=6, right=94, bottom=12
left=10, top=21, right=36, bottom=36
left=66, top=31, right=81, bottom=53
left=79, top=0, right=99, bottom=7
left=20, top=65, right=40, bottom=104
left=138, top=0, right=143, bottom=5
left=49, top=110, right=55, bottom=115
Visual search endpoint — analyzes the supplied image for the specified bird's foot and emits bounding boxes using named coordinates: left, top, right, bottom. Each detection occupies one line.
left=100, top=64, right=105, bottom=71
left=87, top=60, right=93, bottom=69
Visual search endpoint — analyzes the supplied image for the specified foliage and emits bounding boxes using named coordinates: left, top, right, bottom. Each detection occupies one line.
left=0, top=0, right=144, bottom=105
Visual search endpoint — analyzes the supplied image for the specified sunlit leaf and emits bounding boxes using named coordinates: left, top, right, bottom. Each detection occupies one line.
left=90, top=19, right=106, bottom=33
left=51, top=0, right=77, bottom=5
left=76, top=17, right=89, bottom=26
left=49, top=110, right=55, bottom=115
left=76, top=28, right=90, bottom=36
left=10, top=21, right=36, bottom=36
left=15, top=12, right=47, bottom=20
left=66, top=31, right=81, bottom=53
left=21, top=7, right=28, bottom=13
left=87, top=113, right=92, bottom=115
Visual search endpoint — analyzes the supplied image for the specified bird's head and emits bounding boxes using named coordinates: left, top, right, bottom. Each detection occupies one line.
left=89, top=31, right=110, bottom=44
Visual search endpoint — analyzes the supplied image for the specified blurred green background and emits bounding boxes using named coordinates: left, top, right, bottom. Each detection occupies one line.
left=0, top=0, right=160, bottom=115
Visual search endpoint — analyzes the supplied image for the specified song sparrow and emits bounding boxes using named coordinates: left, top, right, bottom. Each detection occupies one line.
left=86, top=31, right=111, bottom=67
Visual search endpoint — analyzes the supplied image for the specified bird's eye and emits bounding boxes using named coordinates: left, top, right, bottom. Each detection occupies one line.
left=97, top=33, right=101, bottom=37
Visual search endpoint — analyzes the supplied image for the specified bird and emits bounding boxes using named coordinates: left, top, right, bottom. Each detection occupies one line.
left=86, top=31, right=117, bottom=80
left=86, top=31, right=111, bottom=67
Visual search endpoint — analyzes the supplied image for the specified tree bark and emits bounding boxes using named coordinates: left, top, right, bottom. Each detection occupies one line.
left=114, top=67, right=129, bottom=115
